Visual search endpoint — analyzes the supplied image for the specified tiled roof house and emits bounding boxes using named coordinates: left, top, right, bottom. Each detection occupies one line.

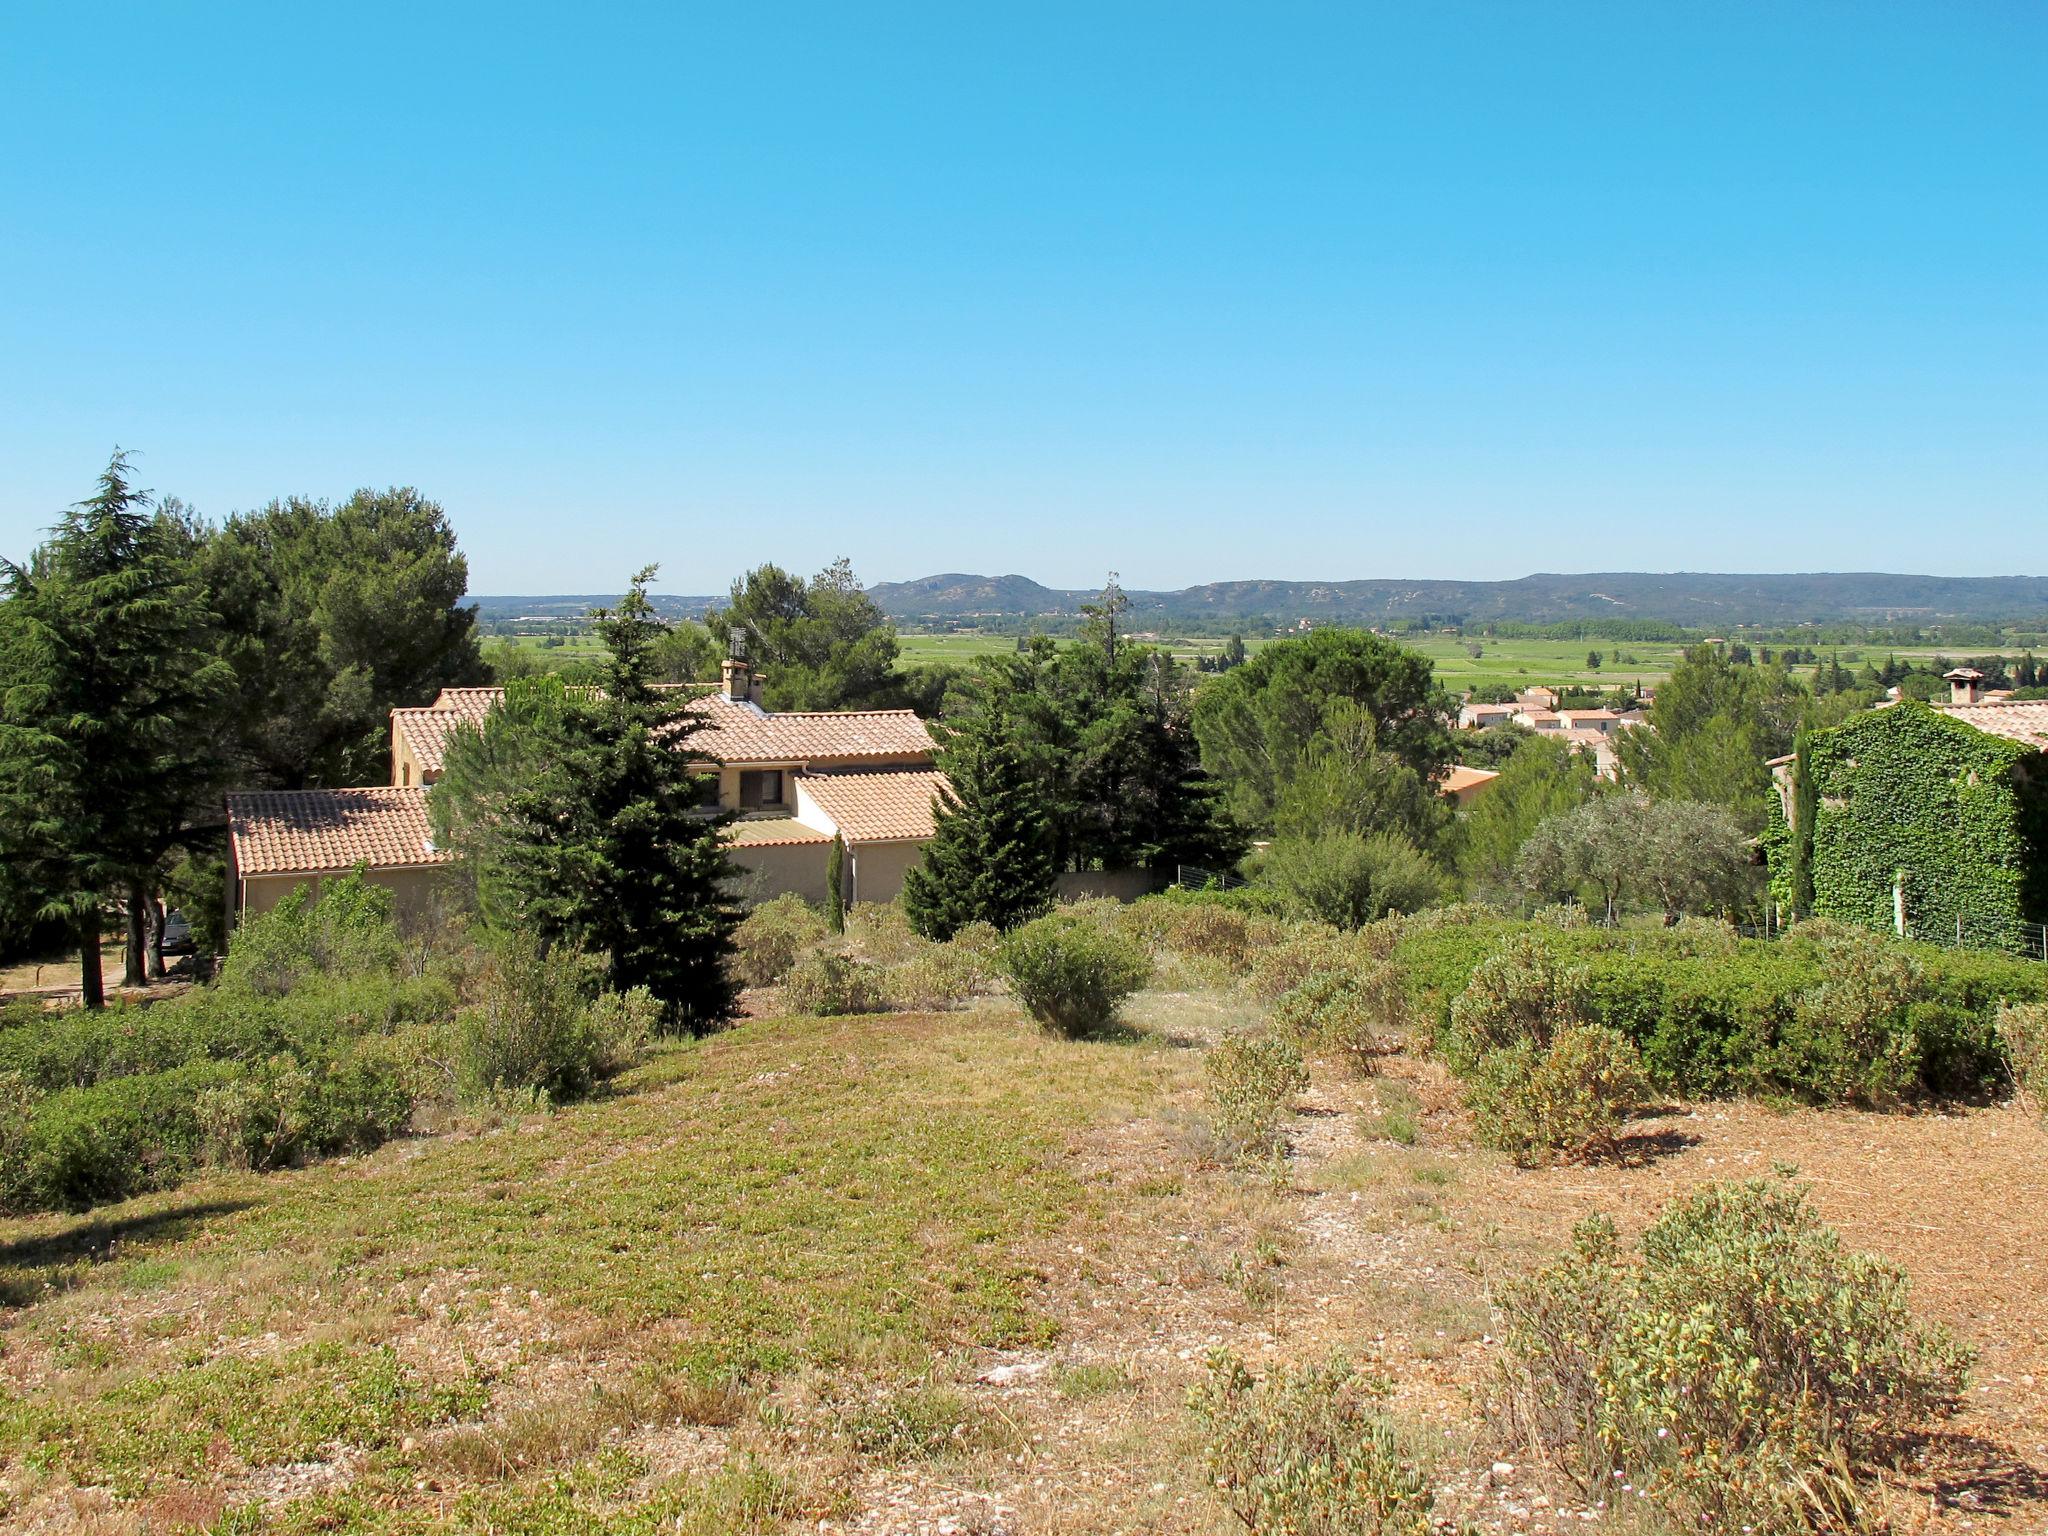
left=226, top=654, right=951, bottom=924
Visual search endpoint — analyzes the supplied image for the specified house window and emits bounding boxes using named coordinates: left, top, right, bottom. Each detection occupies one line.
left=739, top=769, right=785, bottom=809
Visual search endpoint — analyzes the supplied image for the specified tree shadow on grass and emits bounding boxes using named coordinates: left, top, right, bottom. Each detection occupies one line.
left=0, top=1199, right=254, bottom=1309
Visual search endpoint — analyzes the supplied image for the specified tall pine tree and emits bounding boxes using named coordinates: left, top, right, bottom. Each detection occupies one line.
left=903, top=689, right=1057, bottom=940
left=0, top=453, right=228, bottom=1006
left=431, top=568, right=739, bottom=1030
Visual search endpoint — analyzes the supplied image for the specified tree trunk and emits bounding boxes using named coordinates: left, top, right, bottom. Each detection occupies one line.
left=80, top=921, right=105, bottom=1010
left=124, top=882, right=148, bottom=988
left=146, top=895, right=167, bottom=980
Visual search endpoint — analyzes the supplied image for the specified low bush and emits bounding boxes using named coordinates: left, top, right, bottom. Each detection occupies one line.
left=1243, top=925, right=1366, bottom=1004
left=11, top=1059, right=240, bottom=1211
left=1188, top=1350, right=1435, bottom=1536
left=1394, top=917, right=2031, bottom=1104
left=1444, top=934, right=1590, bottom=1067
left=1465, top=1024, right=1649, bottom=1167
left=1204, top=1032, right=1310, bottom=1160
left=780, top=953, right=887, bottom=1017
left=1254, top=829, right=1445, bottom=931
left=455, top=936, right=646, bottom=1105
left=1999, top=1001, right=2048, bottom=1114
left=881, top=944, right=993, bottom=1013
left=845, top=903, right=924, bottom=965
left=730, top=895, right=829, bottom=987
left=1496, top=1178, right=1970, bottom=1532
left=1271, top=963, right=1405, bottom=1074
left=1000, top=914, right=1150, bottom=1038
left=1125, top=898, right=1255, bottom=972
left=216, top=873, right=402, bottom=998
left=193, top=1044, right=417, bottom=1172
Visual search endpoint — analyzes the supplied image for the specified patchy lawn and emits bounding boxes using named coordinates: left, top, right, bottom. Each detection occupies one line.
left=3, top=991, right=2044, bottom=1534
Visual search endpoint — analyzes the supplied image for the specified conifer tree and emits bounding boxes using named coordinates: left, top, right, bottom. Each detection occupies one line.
left=903, top=690, right=1057, bottom=940
left=0, top=453, right=228, bottom=1005
left=433, top=568, right=739, bottom=1030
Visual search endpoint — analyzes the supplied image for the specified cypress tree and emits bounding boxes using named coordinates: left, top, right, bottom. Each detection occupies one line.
left=825, top=833, right=846, bottom=933
left=1789, top=728, right=1818, bottom=915
left=903, top=690, right=1057, bottom=940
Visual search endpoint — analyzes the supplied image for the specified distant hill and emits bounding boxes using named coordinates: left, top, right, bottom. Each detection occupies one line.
left=472, top=570, right=2048, bottom=630
left=862, top=571, right=2048, bottom=627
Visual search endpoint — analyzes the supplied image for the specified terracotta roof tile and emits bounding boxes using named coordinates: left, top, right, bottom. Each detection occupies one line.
left=399, top=688, right=934, bottom=774
left=228, top=788, right=453, bottom=877
left=1438, top=765, right=1499, bottom=796
left=726, top=819, right=834, bottom=848
left=1934, top=700, right=2048, bottom=751
left=796, top=770, right=950, bottom=843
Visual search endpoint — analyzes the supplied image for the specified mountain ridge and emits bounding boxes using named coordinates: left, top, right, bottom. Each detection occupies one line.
left=471, top=570, right=2048, bottom=628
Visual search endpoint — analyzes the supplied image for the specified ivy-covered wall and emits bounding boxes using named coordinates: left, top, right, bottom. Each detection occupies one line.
left=1797, top=702, right=2045, bottom=942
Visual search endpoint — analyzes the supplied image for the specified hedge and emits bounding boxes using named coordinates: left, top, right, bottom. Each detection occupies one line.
left=1389, top=919, right=2041, bottom=1102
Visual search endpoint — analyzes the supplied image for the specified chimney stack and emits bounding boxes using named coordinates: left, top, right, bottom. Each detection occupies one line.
left=721, top=654, right=751, bottom=702
left=1943, top=667, right=1984, bottom=706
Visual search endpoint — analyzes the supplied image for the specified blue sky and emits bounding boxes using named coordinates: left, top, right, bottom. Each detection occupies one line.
left=3, top=3, right=2042, bottom=594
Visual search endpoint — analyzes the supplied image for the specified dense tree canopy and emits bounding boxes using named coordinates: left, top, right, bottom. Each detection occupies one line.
left=1191, top=627, right=1454, bottom=833
left=1454, top=733, right=1599, bottom=901
left=1515, top=792, right=1757, bottom=924
left=946, top=601, right=1242, bottom=874
left=204, top=487, right=487, bottom=787
left=1616, top=645, right=1805, bottom=830
left=705, top=558, right=901, bottom=710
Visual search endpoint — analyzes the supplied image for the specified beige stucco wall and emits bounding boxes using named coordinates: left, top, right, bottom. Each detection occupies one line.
left=237, top=866, right=454, bottom=928
left=847, top=840, right=923, bottom=905
left=726, top=840, right=833, bottom=905
left=390, top=723, right=434, bottom=788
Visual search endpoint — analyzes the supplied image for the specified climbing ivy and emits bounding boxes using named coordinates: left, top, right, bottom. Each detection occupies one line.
left=1799, top=702, right=2045, bottom=946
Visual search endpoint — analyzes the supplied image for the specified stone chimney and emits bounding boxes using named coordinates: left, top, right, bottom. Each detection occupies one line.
left=1943, top=667, right=1984, bottom=706
left=720, top=654, right=751, bottom=702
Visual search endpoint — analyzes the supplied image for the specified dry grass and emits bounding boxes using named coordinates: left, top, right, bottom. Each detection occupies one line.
left=2, top=986, right=2044, bottom=1534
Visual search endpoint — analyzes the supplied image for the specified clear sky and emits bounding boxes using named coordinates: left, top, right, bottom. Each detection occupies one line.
left=3, top=3, right=2042, bottom=595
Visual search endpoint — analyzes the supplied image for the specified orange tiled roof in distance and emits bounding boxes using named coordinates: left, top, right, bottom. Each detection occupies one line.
left=228, top=787, right=453, bottom=876
left=797, top=770, right=950, bottom=843
left=404, top=688, right=934, bottom=773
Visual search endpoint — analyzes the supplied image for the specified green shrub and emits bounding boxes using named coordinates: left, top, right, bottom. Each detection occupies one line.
left=1187, top=1351, right=1434, bottom=1536
left=1782, top=929, right=1925, bottom=1107
left=193, top=1043, right=417, bottom=1172
left=12, top=1060, right=240, bottom=1210
left=1243, top=924, right=1364, bottom=1003
left=999, top=913, right=1150, bottom=1037
left=780, top=953, right=886, bottom=1017
left=454, top=936, right=624, bottom=1105
left=845, top=903, right=924, bottom=965
left=1445, top=934, right=1590, bottom=1067
left=218, top=871, right=402, bottom=998
left=881, top=944, right=993, bottom=1013
left=1119, top=897, right=1255, bottom=973
left=1271, top=963, right=1405, bottom=1074
left=0, top=1070, right=34, bottom=1211
left=1393, top=917, right=2029, bottom=1105
left=731, top=894, right=829, bottom=987
left=1255, top=830, right=1445, bottom=930
left=1497, top=1178, right=1970, bottom=1533
left=1204, top=1032, right=1310, bottom=1159
left=1999, top=1001, right=2048, bottom=1114
left=1466, top=1025, right=1649, bottom=1167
